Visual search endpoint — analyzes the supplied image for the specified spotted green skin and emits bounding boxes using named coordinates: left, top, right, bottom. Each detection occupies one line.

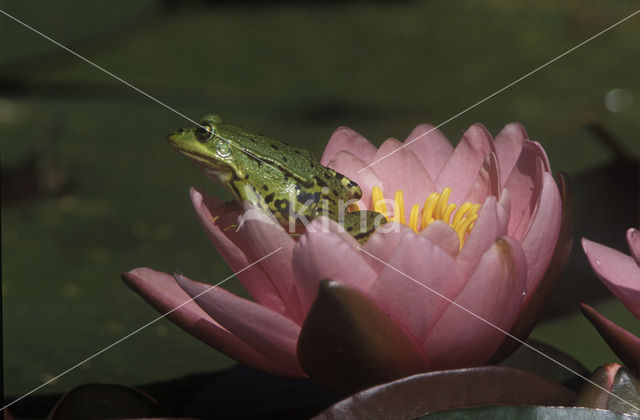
left=168, top=114, right=384, bottom=242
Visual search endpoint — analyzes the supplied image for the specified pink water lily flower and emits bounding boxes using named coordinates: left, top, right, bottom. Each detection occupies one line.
left=583, top=229, right=640, bottom=319
left=123, top=122, right=565, bottom=393
left=580, top=228, right=640, bottom=376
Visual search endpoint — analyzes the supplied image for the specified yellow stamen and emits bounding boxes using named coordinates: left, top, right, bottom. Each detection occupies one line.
left=437, top=187, right=452, bottom=219
left=452, top=202, right=472, bottom=227
left=371, top=186, right=388, bottom=221
left=371, top=186, right=481, bottom=250
left=224, top=224, right=239, bottom=232
left=468, top=203, right=481, bottom=218
left=443, top=203, right=457, bottom=223
left=455, top=215, right=478, bottom=246
left=394, top=190, right=405, bottom=224
left=409, top=204, right=420, bottom=233
left=421, top=193, right=440, bottom=229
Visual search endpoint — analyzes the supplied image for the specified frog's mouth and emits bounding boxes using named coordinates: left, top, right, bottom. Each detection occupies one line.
left=175, top=148, right=231, bottom=183
left=174, top=147, right=227, bottom=171
left=167, top=129, right=186, bottom=144
left=168, top=131, right=232, bottom=185
left=168, top=131, right=221, bottom=167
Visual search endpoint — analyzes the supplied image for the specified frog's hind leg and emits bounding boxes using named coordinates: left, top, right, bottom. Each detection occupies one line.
left=343, top=211, right=387, bottom=244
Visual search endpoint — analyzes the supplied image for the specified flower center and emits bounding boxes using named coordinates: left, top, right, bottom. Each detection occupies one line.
left=371, top=186, right=481, bottom=249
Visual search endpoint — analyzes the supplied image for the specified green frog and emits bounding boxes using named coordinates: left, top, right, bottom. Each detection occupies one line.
left=168, top=113, right=385, bottom=242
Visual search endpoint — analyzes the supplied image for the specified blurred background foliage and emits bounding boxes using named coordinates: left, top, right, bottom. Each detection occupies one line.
left=1, top=0, right=638, bottom=397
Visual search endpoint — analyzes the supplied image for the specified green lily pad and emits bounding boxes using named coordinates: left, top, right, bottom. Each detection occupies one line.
left=609, top=368, right=640, bottom=416
left=417, top=405, right=638, bottom=419
left=312, top=366, right=574, bottom=419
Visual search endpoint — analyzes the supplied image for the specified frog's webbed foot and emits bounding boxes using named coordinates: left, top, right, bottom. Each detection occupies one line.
left=343, top=211, right=387, bottom=244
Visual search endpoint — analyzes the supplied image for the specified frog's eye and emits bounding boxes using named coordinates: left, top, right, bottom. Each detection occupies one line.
left=196, top=123, right=214, bottom=142
left=216, top=141, right=232, bottom=158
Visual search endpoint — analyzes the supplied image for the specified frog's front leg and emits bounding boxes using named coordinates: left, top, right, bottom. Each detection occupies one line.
left=342, top=210, right=387, bottom=244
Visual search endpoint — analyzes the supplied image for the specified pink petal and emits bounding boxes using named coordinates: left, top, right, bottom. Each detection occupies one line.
left=520, top=171, right=562, bottom=295
left=527, top=140, right=551, bottom=172
left=122, top=268, right=302, bottom=377
left=176, top=274, right=304, bottom=374
left=321, top=126, right=378, bottom=166
left=369, top=138, right=435, bottom=221
left=503, top=144, right=544, bottom=239
left=494, top=123, right=527, bottom=185
left=456, top=196, right=507, bottom=278
left=190, top=188, right=288, bottom=315
left=463, top=152, right=500, bottom=205
left=362, top=223, right=414, bottom=273
left=326, top=150, right=381, bottom=210
left=436, top=124, right=495, bottom=204
left=425, top=237, right=526, bottom=369
left=583, top=238, right=640, bottom=319
left=627, top=228, right=640, bottom=266
left=403, top=124, right=454, bottom=181
left=367, top=233, right=466, bottom=344
left=292, top=217, right=378, bottom=313
left=419, top=221, right=460, bottom=257
left=235, top=204, right=304, bottom=324
left=497, top=188, right=511, bottom=229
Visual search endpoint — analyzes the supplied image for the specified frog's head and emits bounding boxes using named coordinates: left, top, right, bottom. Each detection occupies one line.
left=168, top=113, right=240, bottom=182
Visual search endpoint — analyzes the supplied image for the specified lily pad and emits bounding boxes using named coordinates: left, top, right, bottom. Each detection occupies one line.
left=609, top=368, right=640, bottom=416
left=312, top=366, right=574, bottom=419
left=47, top=383, right=167, bottom=420
left=417, top=405, right=638, bottom=419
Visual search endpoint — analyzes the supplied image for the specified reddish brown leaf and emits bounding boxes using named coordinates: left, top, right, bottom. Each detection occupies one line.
left=581, top=303, right=640, bottom=376
left=575, top=363, right=622, bottom=409
left=575, top=363, right=640, bottom=417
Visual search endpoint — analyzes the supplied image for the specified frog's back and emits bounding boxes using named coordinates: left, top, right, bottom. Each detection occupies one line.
left=220, top=122, right=362, bottom=200
left=220, top=123, right=315, bottom=170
